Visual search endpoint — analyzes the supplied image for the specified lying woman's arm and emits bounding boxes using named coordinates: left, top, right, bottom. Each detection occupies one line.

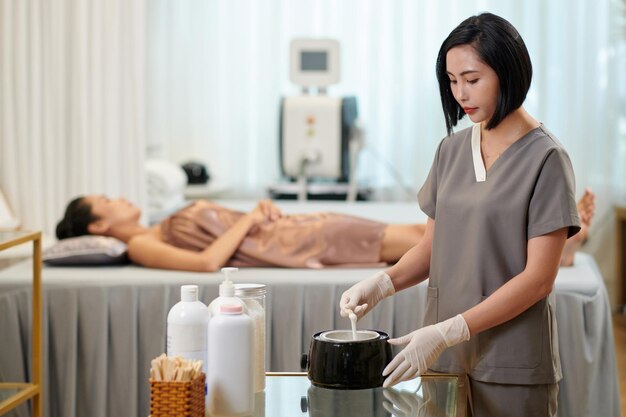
left=127, top=200, right=280, bottom=272
left=386, top=217, right=435, bottom=291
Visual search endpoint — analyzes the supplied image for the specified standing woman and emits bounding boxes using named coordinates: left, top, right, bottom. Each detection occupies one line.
left=340, top=13, right=579, bottom=416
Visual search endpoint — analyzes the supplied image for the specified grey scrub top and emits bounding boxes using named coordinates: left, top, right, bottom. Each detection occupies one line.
left=417, top=124, right=580, bottom=385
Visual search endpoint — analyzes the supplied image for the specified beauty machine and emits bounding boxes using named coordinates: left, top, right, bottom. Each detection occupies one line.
left=268, top=38, right=369, bottom=201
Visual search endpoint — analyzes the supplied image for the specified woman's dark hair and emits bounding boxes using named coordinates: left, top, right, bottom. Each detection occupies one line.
left=55, top=197, right=99, bottom=240
left=436, top=12, right=532, bottom=135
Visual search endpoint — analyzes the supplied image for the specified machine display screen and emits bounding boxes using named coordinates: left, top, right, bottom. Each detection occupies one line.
left=301, top=51, right=327, bottom=71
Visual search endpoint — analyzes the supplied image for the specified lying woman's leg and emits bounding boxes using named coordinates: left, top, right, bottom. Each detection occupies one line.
left=379, top=224, right=425, bottom=263
left=560, top=188, right=595, bottom=266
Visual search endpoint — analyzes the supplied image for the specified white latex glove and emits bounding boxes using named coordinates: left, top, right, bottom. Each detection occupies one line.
left=382, top=314, right=470, bottom=387
left=382, top=389, right=425, bottom=417
left=339, top=271, right=395, bottom=320
left=382, top=388, right=445, bottom=417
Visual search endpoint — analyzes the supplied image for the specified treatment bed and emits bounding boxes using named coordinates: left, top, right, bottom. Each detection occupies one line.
left=0, top=201, right=620, bottom=417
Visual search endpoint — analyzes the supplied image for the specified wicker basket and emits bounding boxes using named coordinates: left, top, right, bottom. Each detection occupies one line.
left=150, top=374, right=206, bottom=417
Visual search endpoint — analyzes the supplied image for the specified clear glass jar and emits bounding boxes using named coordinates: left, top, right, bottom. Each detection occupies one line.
left=234, top=283, right=266, bottom=311
left=234, top=283, right=267, bottom=392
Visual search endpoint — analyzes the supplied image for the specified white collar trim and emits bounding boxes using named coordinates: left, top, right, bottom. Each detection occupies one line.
left=471, top=124, right=486, bottom=182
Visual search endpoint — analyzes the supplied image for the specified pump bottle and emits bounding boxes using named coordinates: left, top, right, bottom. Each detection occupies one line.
left=208, top=267, right=246, bottom=317
left=207, top=304, right=254, bottom=417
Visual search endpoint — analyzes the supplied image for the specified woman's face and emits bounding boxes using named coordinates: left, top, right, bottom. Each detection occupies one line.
left=446, top=44, right=500, bottom=124
left=84, top=195, right=141, bottom=227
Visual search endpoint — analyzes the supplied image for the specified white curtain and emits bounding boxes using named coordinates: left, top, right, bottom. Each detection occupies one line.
left=147, top=0, right=626, bottom=207
left=2, top=0, right=625, bottom=237
left=0, top=0, right=146, bottom=238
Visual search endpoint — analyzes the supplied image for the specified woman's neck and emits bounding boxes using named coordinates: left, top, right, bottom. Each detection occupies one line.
left=481, top=107, right=539, bottom=146
left=108, top=223, right=151, bottom=243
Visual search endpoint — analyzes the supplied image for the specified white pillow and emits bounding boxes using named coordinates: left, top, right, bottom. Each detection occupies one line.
left=43, top=236, right=129, bottom=266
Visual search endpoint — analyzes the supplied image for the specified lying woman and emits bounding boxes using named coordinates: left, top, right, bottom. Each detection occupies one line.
left=56, top=196, right=425, bottom=271
left=56, top=189, right=594, bottom=272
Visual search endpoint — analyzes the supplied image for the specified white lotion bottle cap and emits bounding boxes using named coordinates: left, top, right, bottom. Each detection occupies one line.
left=180, top=285, right=199, bottom=302
left=219, top=267, right=238, bottom=297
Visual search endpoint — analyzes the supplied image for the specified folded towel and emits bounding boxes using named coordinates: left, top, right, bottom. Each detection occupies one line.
left=145, top=159, right=187, bottom=199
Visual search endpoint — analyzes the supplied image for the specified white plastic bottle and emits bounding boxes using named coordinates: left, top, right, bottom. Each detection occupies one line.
left=166, top=285, right=209, bottom=376
left=208, top=267, right=246, bottom=317
left=207, top=304, right=254, bottom=417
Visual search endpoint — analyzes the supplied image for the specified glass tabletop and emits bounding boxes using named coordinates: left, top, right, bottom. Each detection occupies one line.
left=256, top=373, right=463, bottom=417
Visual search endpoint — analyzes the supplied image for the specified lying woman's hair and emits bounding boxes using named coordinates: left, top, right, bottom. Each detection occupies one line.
left=55, top=197, right=99, bottom=240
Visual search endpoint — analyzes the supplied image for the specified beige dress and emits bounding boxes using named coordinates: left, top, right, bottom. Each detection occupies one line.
left=160, top=201, right=386, bottom=268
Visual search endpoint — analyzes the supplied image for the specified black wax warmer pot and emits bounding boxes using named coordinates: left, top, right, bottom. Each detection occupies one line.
left=301, top=329, right=393, bottom=390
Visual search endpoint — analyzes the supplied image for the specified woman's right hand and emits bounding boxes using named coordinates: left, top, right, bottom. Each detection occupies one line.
left=247, top=199, right=283, bottom=225
left=340, top=271, right=396, bottom=320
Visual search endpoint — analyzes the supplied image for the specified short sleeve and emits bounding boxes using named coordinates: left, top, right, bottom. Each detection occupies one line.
left=527, top=148, right=581, bottom=239
left=417, top=141, right=443, bottom=219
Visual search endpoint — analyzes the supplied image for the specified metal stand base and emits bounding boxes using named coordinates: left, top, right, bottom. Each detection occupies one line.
left=267, top=182, right=372, bottom=201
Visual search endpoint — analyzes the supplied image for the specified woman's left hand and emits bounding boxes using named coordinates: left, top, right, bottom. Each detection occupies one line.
left=383, top=314, right=470, bottom=387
